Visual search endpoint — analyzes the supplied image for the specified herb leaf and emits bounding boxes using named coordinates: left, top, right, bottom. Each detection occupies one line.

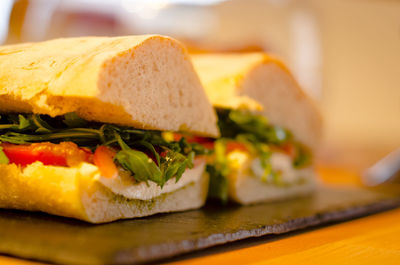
left=163, top=150, right=194, bottom=183
left=32, top=115, right=53, bottom=133
left=63, top=112, right=88, bottom=127
left=115, top=149, right=162, bottom=185
left=206, top=139, right=230, bottom=203
left=17, top=115, right=33, bottom=130
left=206, top=164, right=229, bottom=203
left=206, top=109, right=313, bottom=202
left=217, top=109, right=292, bottom=145
left=0, top=146, right=9, bottom=164
left=293, top=143, right=312, bottom=168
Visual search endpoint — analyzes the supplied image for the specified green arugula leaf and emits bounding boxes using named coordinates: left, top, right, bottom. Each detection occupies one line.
left=217, top=109, right=292, bottom=145
left=31, top=115, right=53, bottom=133
left=206, top=164, right=229, bottom=204
left=206, top=139, right=230, bottom=203
left=206, top=108, right=313, bottom=202
left=174, top=159, right=191, bottom=183
left=162, top=150, right=194, bottom=183
left=0, top=114, right=33, bottom=131
left=293, top=143, right=312, bottom=168
left=0, top=146, right=9, bottom=164
left=0, top=112, right=203, bottom=188
left=214, top=139, right=229, bottom=174
left=17, top=115, right=33, bottom=130
left=63, top=112, right=88, bottom=128
left=139, top=141, right=160, bottom=166
left=0, top=130, right=99, bottom=144
left=115, top=149, right=163, bottom=186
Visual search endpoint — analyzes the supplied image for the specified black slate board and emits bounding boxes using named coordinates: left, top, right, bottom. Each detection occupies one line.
left=0, top=185, right=400, bottom=265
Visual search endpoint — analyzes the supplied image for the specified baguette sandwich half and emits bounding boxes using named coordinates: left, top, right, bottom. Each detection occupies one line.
left=191, top=53, right=322, bottom=204
left=0, top=35, right=219, bottom=223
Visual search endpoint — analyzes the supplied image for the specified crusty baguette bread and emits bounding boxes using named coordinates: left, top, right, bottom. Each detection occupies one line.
left=191, top=53, right=322, bottom=148
left=0, top=162, right=209, bottom=223
left=0, top=35, right=218, bottom=137
left=192, top=53, right=321, bottom=205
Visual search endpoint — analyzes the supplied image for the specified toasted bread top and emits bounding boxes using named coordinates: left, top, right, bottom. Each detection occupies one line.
left=192, top=53, right=322, bottom=148
left=0, top=35, right=219, bottom=137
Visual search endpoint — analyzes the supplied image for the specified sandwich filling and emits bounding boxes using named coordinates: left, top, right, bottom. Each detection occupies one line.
left=0, top=113, right=208, bottom=195
left=202, top=109, right=313, bottom=203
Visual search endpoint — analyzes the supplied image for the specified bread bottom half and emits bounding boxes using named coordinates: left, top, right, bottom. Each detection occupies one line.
left=228, top=169, right=317, bottom=205
left=0, top=162, right=209, bottom=223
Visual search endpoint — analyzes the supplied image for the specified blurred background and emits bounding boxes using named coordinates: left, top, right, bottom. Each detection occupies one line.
left=0, top=0, right=399, bottom=172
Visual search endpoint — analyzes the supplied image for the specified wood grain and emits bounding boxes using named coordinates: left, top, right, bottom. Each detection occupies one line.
left=169, top=208, right=400, bottom=265
left=166, top=166, right=400, bottom=265
left=0, top=256, right=43, bottom=265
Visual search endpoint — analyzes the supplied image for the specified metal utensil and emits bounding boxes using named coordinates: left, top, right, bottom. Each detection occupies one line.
left=0, top=0, right=14, bottom=44
left=362, top=148, right=400, bottom=186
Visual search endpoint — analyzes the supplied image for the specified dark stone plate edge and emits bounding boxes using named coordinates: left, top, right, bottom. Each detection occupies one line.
left=116, top=198, right=400, bottom=265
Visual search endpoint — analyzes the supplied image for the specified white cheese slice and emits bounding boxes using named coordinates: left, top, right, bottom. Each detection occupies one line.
left=97, top=159, right=206, bottom=200
left=228, top=150, right=312, bottom=185
left=251, top=152, right=302, bottom=184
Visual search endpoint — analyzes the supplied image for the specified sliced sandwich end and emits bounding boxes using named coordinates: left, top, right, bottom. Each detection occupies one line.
left=0, top=160, right=209, bottom=223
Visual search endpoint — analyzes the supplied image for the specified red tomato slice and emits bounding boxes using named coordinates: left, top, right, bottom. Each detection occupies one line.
left=1, top=142, right=93, bottom=167
left=225, top=141, right=249, bottom=154
left=173, top=133, right=215, bottom=150
left=2, top=143, right=67, bottom=167
left=198, top=141, right=215, bottom=150
left=278, top=143, right=297, bottom=158
left=193, top=156, right=205, bottom=167
left=93, top=146, right=117, bottom=179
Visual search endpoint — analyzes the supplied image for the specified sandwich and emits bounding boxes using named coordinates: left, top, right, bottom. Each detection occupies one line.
left=0, top=35, right=219, bottom=223
left=191, top=53, right=322, bottom=204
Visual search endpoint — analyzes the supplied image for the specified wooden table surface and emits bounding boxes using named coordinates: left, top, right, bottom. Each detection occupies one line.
left=1, top=166, right=399, bottom=265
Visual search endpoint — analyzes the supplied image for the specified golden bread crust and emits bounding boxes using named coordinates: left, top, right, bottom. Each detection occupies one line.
left=0, top=36, right=219, bottom=137
left=192, top=53, right=322, bottom=148
left=0, top=162, right=209, bottom=223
